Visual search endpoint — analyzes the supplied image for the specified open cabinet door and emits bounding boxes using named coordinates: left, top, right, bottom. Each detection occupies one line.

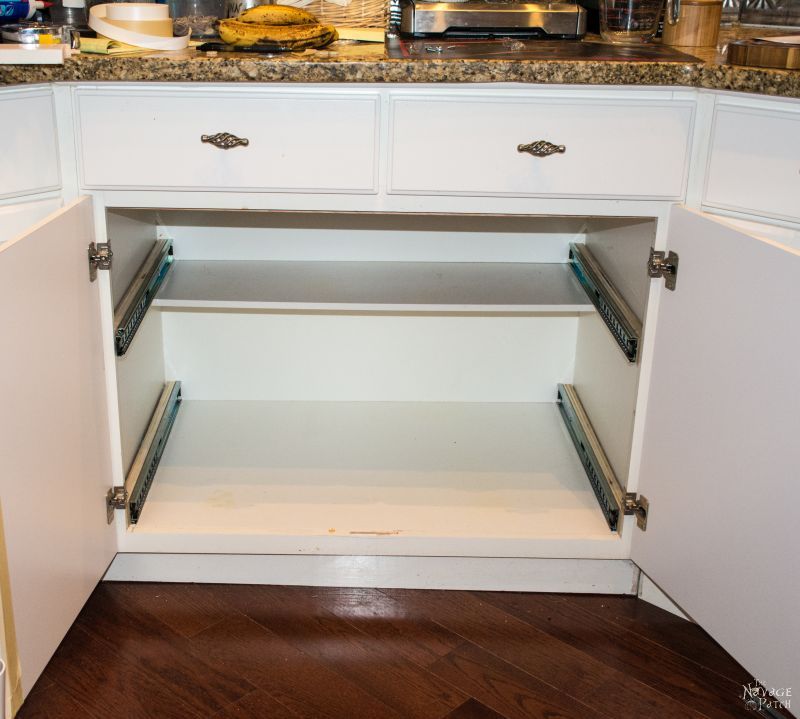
left=633, top=206, right=800, bottom=699
left=0, top=197, right=116, bottom=699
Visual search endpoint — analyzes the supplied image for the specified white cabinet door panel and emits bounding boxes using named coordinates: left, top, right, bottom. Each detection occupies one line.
left=0, top=88, right=61, bottom=200
left=389, top=95, right=694, bottom=199
left=0, top=197, right=116, bottom=695
left=704, top=104, right=800, bottom=223
left=76, top=89, right=380, bottom=193
left=633, top=206, right=800, bottom=697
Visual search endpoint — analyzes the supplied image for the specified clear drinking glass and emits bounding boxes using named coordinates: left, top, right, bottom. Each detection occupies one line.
left=599, top=0, right=664, bottom=43
left=167, top=0, right=224, bottom=37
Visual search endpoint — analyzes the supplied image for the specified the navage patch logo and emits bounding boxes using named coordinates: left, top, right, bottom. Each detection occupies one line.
left=742, top=680, right=792, bottom=712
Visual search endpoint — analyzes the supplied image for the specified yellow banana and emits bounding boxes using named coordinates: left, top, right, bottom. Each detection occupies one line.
left=283, top=28, right=336, bottom=49
left=237, top=4, right=318, bottom=25
left=218, top=18, right=337, bottom=48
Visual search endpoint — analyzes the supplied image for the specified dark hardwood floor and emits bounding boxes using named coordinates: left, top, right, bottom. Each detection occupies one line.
left=17, top=583, right=789, bottom=719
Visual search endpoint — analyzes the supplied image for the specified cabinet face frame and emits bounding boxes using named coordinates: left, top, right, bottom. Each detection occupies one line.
left=97, top=203, right=668, bottom=561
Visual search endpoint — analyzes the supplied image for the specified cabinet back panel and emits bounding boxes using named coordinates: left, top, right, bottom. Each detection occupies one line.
left=161, top=312, right=578, bottom=402
left=157, top=212, right=587, bottom=264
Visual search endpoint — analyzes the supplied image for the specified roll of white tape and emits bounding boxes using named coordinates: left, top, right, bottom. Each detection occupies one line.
left=105, top=3, right=170, bottom=20
left=89, top=4, right=190, bottom=50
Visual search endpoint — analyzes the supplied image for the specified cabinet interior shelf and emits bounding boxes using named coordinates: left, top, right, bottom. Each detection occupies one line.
left=152, top=260, right=595, bottom=313
left=132, top=399, right=614, bottom=540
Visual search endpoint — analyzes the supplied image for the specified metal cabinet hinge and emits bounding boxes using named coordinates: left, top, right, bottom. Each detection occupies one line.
left=624, top=493, right=649, bottom=531
left=106, top=485, right=127, bottom=524
left=648, top=248, right=679, bottom=291
left=88, top=241, right=113, bottom=282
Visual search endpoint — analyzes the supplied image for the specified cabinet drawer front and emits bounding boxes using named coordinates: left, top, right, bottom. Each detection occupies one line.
left=389, top=95, right=694, bottom=199
left=704, top=105, right=800, bottom=223
left=0, top=89, right=60, bottom=200
left=76, top=90, right=380, bottom=193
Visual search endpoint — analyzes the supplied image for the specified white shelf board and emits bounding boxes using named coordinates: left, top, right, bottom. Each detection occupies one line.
left=132, top=400, right=614, bottom=548
left=153, top=260, right=594, bottom=313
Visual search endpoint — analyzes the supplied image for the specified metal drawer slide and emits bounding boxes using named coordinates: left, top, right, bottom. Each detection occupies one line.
left=568, top=242, right=642, bottom=363
left=124, top=380, right=182, bottom=524
left=114, top=239, right=173, bottom=356
left=557, top=383, right=626, bottom=532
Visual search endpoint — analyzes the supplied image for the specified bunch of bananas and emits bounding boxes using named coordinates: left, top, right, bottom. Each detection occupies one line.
left=218, top=5, right=338, bottom=50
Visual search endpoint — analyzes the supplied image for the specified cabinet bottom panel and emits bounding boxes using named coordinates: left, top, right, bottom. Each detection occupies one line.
left=119, top=399, right=627, bottom=557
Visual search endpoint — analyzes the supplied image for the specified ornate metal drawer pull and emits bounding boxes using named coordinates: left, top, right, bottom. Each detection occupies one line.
left=201, top=132, right=250, bottom=150
left=517, top=140, right=566, bottom=157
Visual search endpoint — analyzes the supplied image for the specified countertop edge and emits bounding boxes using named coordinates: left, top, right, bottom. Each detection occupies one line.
left=0, top=31, right=798, bottom=98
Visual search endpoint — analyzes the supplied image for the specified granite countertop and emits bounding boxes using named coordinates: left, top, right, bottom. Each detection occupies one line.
left=1, top=25, right=798, bottom=97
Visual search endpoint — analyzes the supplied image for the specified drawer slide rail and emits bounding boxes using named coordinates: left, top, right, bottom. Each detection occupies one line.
left=568, top=243, right=642, bottom=363
left=557, top=383, right=626, bottom=532
left=114, top=239, right=174, bottom=356
left=125, top=380, right=182, bottom=524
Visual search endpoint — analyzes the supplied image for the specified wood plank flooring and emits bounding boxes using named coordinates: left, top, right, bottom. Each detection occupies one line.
left=17, top=583, right=791, bottom=719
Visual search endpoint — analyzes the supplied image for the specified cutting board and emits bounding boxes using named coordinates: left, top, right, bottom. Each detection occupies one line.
left=727, top=38, right=800, bottom=70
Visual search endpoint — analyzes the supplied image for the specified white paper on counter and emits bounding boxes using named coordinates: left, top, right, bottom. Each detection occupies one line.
left=336, top=27, right=384, bottom=41
left=0, top=44, right=67, bottom=64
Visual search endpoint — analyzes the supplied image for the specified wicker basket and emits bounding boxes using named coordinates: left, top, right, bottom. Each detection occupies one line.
left=305, top=0, right=386, bottom=27
left=225, top=0, right=386, bottom=29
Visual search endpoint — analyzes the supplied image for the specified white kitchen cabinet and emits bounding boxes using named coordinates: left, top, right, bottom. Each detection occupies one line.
left=0, top=84, right=798, bottom=705
left=99, top=202, right=800, bottom=704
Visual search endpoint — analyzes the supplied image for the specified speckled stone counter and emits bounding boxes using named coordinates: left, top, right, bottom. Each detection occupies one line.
left=1, top=26, right=798, bottom=97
